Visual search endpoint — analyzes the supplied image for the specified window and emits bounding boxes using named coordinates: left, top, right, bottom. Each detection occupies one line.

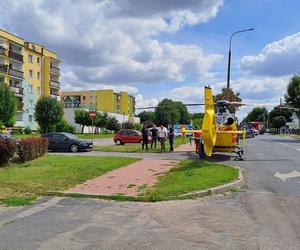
left=29, top=99, right=33, bottom=108
left=37, top=72, right=40, bottom=80
left=37, top=57, right=40, bottom=64
left=29, top=84, right=33, bottom=93
left=28, top=54, right=33, bottom=63
left=83, top=96, right=86, bottom=100
left=29, top=115, right=33, bottom=122
left=29, top=69, right=33, bottom=78
left=37, top=87, right=41, bottom=95
left=119, top=131, right=128, bottom=135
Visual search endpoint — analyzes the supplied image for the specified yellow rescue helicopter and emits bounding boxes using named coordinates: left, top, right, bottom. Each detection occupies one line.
left=181, top=86, right=246, bottom=160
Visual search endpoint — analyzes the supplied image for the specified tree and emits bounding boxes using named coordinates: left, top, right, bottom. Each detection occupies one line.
left=95, top=112, right=109, bottom=129
left=244, top=107, right=268, bottom=122
left=35, top=97, right=63, bottom=133
left=107, top=117, right=121, bottom=132
left=56, top=118, right=75, bottom=133
left=137, top=111, right=155, bottom=123
left=272, top=116, right=286, bottom=132
left=285, top=75, right=300, bottom=115
left=269, top=108, right=293, bottom=126
left=122, top=121, right=134, bottom=129
left=155, top=99, right=190, bottom=126
left=214, top=87, right=242, bottom=114
left=0, top=83, right=17, bottom=127
left=74, top=109, right=90, bottom=133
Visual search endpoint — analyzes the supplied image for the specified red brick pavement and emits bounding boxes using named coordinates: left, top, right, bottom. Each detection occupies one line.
left=67, top=159, right=179, bottom=196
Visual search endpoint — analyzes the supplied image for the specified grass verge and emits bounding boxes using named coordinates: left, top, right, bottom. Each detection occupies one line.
left=59, top=160, right=239, bottom=202
left=75, top=133, right=114, bottom=139
left=141, top=160, right=239, bottom=201
left=94, top=137, right=182, bottom=153
left=0, top=155, right=138, bottom=206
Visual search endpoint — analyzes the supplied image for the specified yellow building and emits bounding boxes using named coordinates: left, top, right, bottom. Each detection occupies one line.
left=61, top=89, right=135, bottom=117
left=0, top=29, right=60, bottom=129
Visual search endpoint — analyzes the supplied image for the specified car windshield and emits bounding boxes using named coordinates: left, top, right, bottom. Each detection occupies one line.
left=63, top=133, right=79, bottom=140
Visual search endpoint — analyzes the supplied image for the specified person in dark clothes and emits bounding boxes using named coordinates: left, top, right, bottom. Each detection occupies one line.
left=141, top=124, right=148, bottom=150
left=168, top=123, right=174, bottom=152
left=150, top=125, right=158, bottom=149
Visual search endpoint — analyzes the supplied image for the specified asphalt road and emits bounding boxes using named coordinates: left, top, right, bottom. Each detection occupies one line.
left=0, top=134, right=299, bottom=249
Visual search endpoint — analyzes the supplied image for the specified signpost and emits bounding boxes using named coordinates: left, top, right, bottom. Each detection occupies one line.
left=89, top=111, right=96, bottom=142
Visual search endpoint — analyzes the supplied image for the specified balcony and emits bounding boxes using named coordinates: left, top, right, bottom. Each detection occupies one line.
left=9, top=68, right=24, bottom=79
left=50, top=65, right=60, bottom=75
left=9, top=51, right=23, bottom=62
left=0, top=64, right=8, bottom=74
left=10, top=85, right=24, bottom=96
left=50, top=79, right=60, bottom=89
left=0, top=48, right=8, bottom=57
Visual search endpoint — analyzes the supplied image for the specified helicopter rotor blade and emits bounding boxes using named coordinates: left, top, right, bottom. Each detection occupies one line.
left=226, top=102, right=299, bottom=111
left=136, top=103, right=205, bottom=110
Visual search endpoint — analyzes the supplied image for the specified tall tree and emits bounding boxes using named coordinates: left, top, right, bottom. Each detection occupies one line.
left=137, top=111, right=155, bottom=123
left=244, top=107, right=268, bottom=122
left=214, top=87, right=242, bottom=114
left=285, top=75, right=300, bottom=115
left=0, top=83, right=17, bottom=127
left=272, top=116, right=287, bottom=132
left=74, top=109, right=90, bottom=133
left=35, top=97, right=64, bottom=133
left=95, top=112, right=109, bottom=129
left=155, top=99, right=190, bottom=126
left=269, top=108, right=293, bottom=126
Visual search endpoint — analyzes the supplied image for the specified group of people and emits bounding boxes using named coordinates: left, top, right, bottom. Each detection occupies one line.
left=141, top=124, right=174, bottom=152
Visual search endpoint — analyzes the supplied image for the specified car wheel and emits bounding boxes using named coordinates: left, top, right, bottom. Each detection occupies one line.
left=70, top=144, right=79, bottom=153
left=115, top=139, right=122, bottom=145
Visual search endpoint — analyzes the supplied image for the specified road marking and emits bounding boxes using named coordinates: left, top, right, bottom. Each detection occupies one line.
left=274, top=170, right=300, bottom=182
left=256, top=153, right=264, bottom=156
left=297, top=149, right=300, bottom=151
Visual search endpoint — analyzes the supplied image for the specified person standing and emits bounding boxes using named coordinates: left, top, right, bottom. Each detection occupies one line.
left=141, top=124, right=148, bottom=150
left=150, top=125, right=158, bottom=149
left=157, top=124, right=167, bottom=150
left=168, top=124, right=174, bottom=152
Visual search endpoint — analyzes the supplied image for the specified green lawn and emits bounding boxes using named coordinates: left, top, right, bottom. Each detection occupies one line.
left=140, top=160, right=239, bottom=201
left=75, top=133, right=115, bottom=139
left=0, top=155, right=138, bottom=206
left=94, top=137, right=182, bottom=153
left=14, top=134, right=41, bottom=139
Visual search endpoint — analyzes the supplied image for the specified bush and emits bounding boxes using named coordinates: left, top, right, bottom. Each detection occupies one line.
left=11, top=128, right=23, bottom=135
left=17, top=138, right=49, bottom=162
left=0, top=140, right=16, bottom=166
left=133, top=123, right=142, bottom=131
left=122, top=121, right=134, bottom=129
left=24, top=126, right=32, bottom=135
left=56, top=119, right=75, bottom=133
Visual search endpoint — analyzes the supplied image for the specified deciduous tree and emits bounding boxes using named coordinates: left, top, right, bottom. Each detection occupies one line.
left=0, top=83, right=17, bottom=127
left=214, top=88, right=242, bottom=114
left=35, top=97, right=63, bottom=133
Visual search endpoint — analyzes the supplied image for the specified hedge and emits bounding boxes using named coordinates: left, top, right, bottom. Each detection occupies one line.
left=17, top=138, right=49, bottom=163
left=0, top=140, right=17, bottom=166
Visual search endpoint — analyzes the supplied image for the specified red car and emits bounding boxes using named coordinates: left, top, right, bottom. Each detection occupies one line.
left=114, top=129, right=151, bottom=145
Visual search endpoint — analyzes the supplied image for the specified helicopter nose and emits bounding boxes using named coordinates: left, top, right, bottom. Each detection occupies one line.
left=226, top=116, right=235, bottom=125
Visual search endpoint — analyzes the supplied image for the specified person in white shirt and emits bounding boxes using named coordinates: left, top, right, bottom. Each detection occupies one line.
left=157, top=124, right=168, bottom=150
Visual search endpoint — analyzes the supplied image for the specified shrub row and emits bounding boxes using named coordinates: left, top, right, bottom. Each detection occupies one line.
left=0, top=138, right=49, bottom=166
left=0, top=140, right=17, bottom=166
left=18, top=138, right=49, bottom=162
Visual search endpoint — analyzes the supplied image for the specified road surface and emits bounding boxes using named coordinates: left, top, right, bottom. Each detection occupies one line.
left=0, top=134, right=299, bottom=249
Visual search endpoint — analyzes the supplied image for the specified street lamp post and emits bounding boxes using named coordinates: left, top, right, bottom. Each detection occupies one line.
left=226, top=28, right=254, bottom=100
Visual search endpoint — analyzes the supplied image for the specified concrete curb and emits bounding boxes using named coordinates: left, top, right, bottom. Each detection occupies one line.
left=179, top=166, right=244, bottom=199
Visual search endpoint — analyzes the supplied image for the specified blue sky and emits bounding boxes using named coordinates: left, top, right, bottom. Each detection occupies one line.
left=1, top=0, right=299, bottom=119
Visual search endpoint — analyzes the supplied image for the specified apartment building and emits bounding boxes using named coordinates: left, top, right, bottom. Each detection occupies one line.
left=0, top=29, right=60, bottom=129
left=61, top=90, right=136, bottom=117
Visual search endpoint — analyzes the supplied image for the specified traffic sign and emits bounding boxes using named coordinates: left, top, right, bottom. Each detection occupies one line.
left=89, top=111, right=96, bottom=119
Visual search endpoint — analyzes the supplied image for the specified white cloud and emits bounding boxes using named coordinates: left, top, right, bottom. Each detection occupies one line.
left=241, top=32, right=300, bottom=76
left=0, top=0, right=223, bottom=89
left=135, top=94, right=160, bottom=113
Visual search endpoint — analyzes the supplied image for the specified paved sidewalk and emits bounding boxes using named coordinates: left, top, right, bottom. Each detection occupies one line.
left=67, top=159, right=179, bottom=196
left=174, top=141, right=195, bottom=152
